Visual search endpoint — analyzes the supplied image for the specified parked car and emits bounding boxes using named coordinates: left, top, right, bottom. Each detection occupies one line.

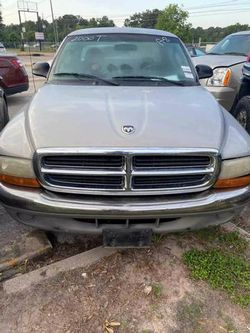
left=0, top=28, right=249, bottom=247
left=233, top=62, right=250, bottom=133
left=0, top=43, right=6, bottom=53
left=193, top=31, right=250, bottom=113
left=186, top=45, right=206, bottom=57
left=0, top=54, right=29, bottom=95
left=0, top=88, right=9, bottom=131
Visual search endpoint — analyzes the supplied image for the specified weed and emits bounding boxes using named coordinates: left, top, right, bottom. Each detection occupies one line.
left=152, top=234, right=166, bottom=245
left=223, top=317, right=238, bottom=333
left=152, top=282, right=163, bottom=298
left=176, top=297, right=204, bottom=332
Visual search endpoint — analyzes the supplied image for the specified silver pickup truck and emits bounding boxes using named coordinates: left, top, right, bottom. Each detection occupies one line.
left=0, top=28, right=249, bottom=246
left=193, top=31, right=250, bottom=132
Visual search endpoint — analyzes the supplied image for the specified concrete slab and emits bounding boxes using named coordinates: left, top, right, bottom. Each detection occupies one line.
left=3, top=246, right=116, bottom=294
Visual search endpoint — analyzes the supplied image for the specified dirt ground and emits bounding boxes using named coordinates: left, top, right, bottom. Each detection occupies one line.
left=0, top=232, right=249, bottom=333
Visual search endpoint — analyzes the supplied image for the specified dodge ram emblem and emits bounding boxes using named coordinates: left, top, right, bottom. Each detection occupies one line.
left=122, top=125, right=135, bottom=134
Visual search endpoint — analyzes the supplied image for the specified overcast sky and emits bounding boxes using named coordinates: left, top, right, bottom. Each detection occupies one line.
left=2, top=0, right=250, bottom=28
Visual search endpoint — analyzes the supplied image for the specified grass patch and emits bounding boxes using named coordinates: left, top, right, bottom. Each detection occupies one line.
left=152, top=282, right=163, bottom=298
left=194, top=227, right=248, bottom=254
left=183, top=249, right=250, bottom=307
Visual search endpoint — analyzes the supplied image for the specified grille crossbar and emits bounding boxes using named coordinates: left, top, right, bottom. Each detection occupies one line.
left=35, top=149, right=219, bottom=195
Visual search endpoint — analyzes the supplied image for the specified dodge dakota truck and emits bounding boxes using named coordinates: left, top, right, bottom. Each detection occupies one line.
left=0, top=28, right=249, bottom=247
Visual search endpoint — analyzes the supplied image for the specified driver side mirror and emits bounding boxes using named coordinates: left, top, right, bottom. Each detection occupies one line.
left=32, top=62, right=50, bottom=78
left=195, top=64, right=213, bottom=80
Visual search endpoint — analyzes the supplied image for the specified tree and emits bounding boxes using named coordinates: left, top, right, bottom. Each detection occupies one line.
left=96, top=16, right=115, bottom=27
left=190, top=23, right=250, bottom=43
left=0, top=4, right=5, bottom=41
left=156, top=4, right=192, bottom=42
left=124, top=9, right=161, bottom=29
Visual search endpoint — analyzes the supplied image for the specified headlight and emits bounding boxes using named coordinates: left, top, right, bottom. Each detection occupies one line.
left=207, top=67, right=231, bottom=87
left=214, top=156, right=250, bottom=188
left=0, top=156, right=40, bottom=188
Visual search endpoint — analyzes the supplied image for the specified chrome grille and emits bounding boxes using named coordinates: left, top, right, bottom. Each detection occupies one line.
left=132, top=174, right=208, bottom=190
left=133, top=155, right=211, bottom=169
left=44, top=174, right=124, bottom=190
left=43, top=155, right=124, bottom=170
left=35, top=148, right=219, bottom=195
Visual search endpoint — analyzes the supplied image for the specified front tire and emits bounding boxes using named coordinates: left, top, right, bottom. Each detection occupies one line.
left=234, top=96, right=250, bottom=134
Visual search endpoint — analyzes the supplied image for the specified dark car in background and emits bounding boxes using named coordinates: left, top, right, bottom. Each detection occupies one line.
left=0, top=55, right=29, bottom=95
left=233, top=62, right=250, bottom=133
left=0, top=88, right=9, bottom=131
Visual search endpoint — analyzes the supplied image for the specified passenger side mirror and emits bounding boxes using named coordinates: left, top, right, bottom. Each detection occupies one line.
left=32, top=62, right=50, bottom=78
left=195, top=64, right=213, bottom=80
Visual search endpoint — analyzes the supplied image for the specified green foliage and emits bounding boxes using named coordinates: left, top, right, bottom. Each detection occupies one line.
left=156, top=4, right=192, bottom=42
left=124, top=9, right=161, bottom=29
left=183, top=249, right=250, bottom=307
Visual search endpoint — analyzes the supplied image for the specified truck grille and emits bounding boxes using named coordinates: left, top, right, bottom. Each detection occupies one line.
left=35, top=148, right=219, bottom=195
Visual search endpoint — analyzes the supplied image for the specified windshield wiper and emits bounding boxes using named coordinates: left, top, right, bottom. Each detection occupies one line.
left=112, top=76, right=187, bottom=86
left=207, top=52, right=220, bottom=55
left=223, top=52, right=247, bottom=56
left=53, top=72, right=119, bottom=86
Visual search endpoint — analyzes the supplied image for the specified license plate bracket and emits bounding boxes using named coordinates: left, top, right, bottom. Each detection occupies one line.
left=103, top=229, right=152, bottom=248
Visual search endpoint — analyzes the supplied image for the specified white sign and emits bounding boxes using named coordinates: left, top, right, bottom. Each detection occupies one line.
left=35, top=32, right=44, bottom=41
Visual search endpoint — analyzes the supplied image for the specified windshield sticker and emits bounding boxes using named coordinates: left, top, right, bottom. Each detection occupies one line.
left=184, top=72, right=194, bottom=79
left=181, top=65, right=192, bottom=73
left=156, top=36, right=171, bottom=46
left=70, top=35, right=107, bottom=42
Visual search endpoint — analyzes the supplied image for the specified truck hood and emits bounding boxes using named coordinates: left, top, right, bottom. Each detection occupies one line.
left=193, top=54, right=246, bottom=68
left=27, top=84, right=224, bottom=150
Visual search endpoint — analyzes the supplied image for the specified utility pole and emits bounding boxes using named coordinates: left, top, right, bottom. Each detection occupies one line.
left=49, top=0, right=58, bottom=45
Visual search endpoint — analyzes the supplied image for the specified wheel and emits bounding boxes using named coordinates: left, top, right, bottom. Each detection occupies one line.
left=234, top=96, right=250, bottom=134
left=0, top=98, right=8, bottom=131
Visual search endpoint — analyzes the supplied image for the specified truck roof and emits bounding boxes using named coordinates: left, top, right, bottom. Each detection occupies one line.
left=68, top=27, right=177, bottom=38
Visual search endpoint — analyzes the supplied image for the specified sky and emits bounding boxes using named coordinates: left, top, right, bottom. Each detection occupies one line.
left=1, top=0, right=250, bottom=28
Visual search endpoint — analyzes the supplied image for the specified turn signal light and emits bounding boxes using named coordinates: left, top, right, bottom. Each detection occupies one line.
left=0, top=174, right=40, bottom=188
left=214, top=175, right=250, bottom=189
left=223, top=69, right=231, bottom=86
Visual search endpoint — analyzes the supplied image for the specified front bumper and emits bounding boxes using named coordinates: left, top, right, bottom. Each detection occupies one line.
left=0, top=182, right=249, bottom=234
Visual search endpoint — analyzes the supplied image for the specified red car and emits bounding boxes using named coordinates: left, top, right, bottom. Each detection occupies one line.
left=0, top=55, right=29, bottom=95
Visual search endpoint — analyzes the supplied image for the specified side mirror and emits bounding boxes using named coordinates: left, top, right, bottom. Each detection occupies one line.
left=195, top=64, right=213, bottom=80
left=243, top=62, right=250, bottom=78
left=32, top=62, right=50, bottom=78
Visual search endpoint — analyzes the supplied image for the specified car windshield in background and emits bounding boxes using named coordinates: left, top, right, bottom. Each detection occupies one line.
left=50, top=33, right=197, bottom=86
left=208, top=34, right=250, bottom=56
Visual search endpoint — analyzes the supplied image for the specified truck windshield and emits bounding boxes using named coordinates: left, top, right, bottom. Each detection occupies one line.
left=50, top=33, right=198, bottom=86
left=208, top=34, right=250, bottom=56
